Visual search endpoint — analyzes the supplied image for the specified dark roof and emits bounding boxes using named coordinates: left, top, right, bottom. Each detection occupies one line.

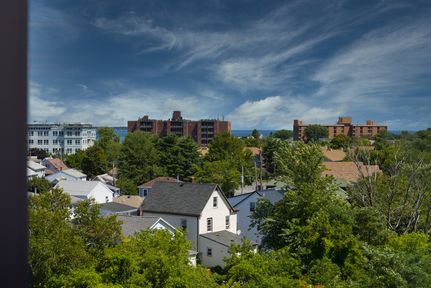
left=138, top=176, right=182, bottom=188
left=141, top=182, right=223, bottom=216
left=117, top=215, right=163, bottom=237
left=200, top=230, right=257, bottom=247
left=100, top=202, right=137, bottom=213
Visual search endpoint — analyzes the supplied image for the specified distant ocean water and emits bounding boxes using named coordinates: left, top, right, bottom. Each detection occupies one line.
left=105, top=127, right=410, bottom=143
left=107, top=127, right=277, bottom=142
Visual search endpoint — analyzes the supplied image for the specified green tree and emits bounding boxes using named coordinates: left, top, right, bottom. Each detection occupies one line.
left=27, top=177, right=51, bottom=194
left=194, top=160, right=241, bottom=197
left=64, top=149, right=85, bottom=170
left=116, top=178, right=138, bottom=195
left=157, top=135, right=201, bottom=181
left=262, top=137, right=282, bottom=174
left=251, top=129, right=260, bottom=139
left=271, top=129, right=293, bottom=140
left=29, top=188, right=91, bottom=286
left=97, top=127, right=120, bottom=150
left=28, top=148, right=48, bottom=159
left=204, top=133, right=255, bottom=188
left=330, top=134, right=351, bottom=150
left=81, top=145, right=109, bottom=179
left=96, top=230, right=217, bottom=287
left=118, top=132, right=163, bottom=185
left=304, top=125, right=328, bottom=142
left=252, top=142, right=363, bottom=280
left=72, top=200, right=122, bottom=257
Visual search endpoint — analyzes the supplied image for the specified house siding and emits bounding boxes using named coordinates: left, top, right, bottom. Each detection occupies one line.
left=199, top=190, right=237, bottom=234
left=198, top=236, right=230, bottom=268
left=142, top=212, right=199, bottom=249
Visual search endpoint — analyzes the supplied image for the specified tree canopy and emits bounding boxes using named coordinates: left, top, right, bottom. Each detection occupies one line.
left=304, top=125, right=328, bottom=142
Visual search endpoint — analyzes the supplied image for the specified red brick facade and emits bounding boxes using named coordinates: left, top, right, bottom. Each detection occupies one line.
left=128, top=111, right=231, bottom=146
left=293, top=116, right=387, bottom=140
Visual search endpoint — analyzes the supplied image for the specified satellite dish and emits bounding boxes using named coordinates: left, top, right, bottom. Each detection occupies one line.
left=237, top=230, right=241, bottom=235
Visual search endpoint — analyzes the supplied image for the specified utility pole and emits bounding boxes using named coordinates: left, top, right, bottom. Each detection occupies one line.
left=240, top=165, right=244, bottom=194
left=259, top=148, right=263, bottom=190
left=254, top=161, right=258, bottom=191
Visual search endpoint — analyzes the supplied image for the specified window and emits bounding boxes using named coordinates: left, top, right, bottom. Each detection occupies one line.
left=66, top=131, right=72, bottom=136
left=181, top=219, right=187, bottom=230
left=213, top=196, right=217, bottom=208
left=250, top=202, right=256, bottom=212
left=28, top=131, right=33, bottom=136
left=105, top=196, right=109, bottom=203
left=59, top=131, right=64, bottom=136
left=67, top=140, right=72, bottom=145
left=207, top=248, right=212, bottom=257
left=75, top=139, right=80, bottom=145
left=75, top=131, right=80, bottom=136
left=37, top=140, right=42, bottom=145
left=37, top=131, right=42, bottom=136
left=43, top=131, right=49, bottom=136
left=225, top=215, right=230, bottom=229
left=53, top=140, right=58, bottom=145
left=66, top=148, right=72, bottom=154
left=28, top=139, right=33, bottom=144
left=53, top=131, right=58, bottom=136
left=207, top=217, right=213, bottom=232
left=43, top=140, right=49, bottom=145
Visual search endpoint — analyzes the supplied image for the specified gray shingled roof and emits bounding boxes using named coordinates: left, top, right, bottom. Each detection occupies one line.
left=117, top=215, right=174, bottom=237
left=141, top=182, right=218, bottom=216
left=100, top=202, right=137, bottom=213
left=200, top=230, right=257, bottom=247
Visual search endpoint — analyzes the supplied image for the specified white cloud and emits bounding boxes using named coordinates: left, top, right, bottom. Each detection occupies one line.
left=227, top=96, right=344, bottom=129
left=59, top=88, right=226, bottom=126
left=28, top=82, right=66, bottom=121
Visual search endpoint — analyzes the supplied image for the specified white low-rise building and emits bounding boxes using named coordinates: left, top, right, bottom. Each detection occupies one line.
left=141, top=182, right=255, bottom=267
left=28, top=122, right=96, bottom=155
left=46, top=169, right=87, bottom=184
left=55, top=180, right=113, bottom=204
left=228, top=189, right=285, bottom=246
left=27, top=160, right=46, bottom=178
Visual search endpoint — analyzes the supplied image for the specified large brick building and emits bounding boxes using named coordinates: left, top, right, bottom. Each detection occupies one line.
left=293, top=116, right=387, bottom=140
left=128, top=111, right=231, bottom=146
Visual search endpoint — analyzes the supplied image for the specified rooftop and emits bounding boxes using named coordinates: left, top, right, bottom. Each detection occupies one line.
left=141, top=182, right=228, bottom=216
left=138, top=176, right=181, bottom=188
left=117, top=215, right=175, bottom=237
left=55, top=180, right=105, bottom=196
left=200, top=230, right=257, bottom=247
left=322, top=162, right=381, bottom=182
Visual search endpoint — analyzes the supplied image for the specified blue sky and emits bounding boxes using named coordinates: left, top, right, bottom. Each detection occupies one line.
left=29, top=0, right=431, bottom=130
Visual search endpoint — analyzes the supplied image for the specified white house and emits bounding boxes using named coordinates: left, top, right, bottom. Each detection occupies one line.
left=27, top=160, right=46, bottom=178
left=228, top=189, right=284, bottom=245
left=117, top=215, right=198, bottom=266
left=141, top=182, right=254, bottom=267
left=199, top=230, right=257, bottom=268
left=46, top=169, right=87, bottom=184
left=55, top=180, right=113, bottom=204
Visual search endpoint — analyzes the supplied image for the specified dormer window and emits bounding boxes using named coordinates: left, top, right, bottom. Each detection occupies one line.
left=213, top=196, right=217, bottom=208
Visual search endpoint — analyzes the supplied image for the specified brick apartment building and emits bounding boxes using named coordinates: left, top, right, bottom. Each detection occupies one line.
left=293, top=116, right=387, bottom=140
left=128, top=111, right=231, bottom=146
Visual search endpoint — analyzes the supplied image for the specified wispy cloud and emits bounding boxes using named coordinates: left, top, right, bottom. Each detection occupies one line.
left=312, top=17, right=431, bottom=116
